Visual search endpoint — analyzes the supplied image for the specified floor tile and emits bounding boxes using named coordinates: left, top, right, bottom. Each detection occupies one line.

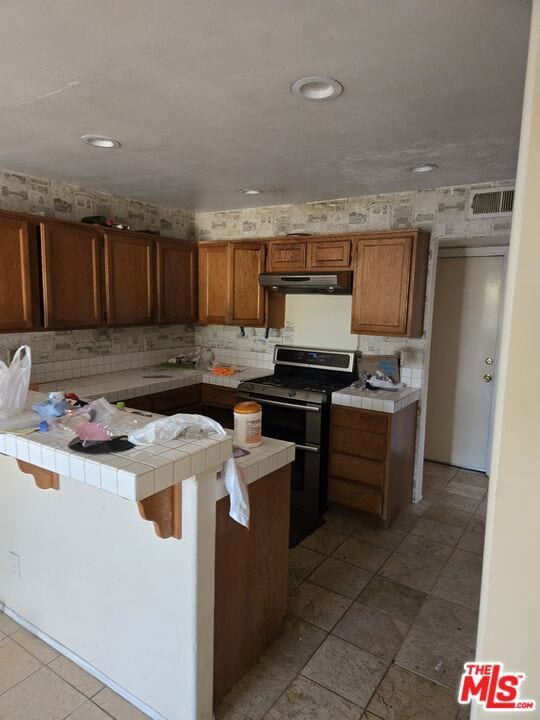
left=287, top=573, right=303, bottom=594
left=11, top=627, right=59, bottom=663
left=264, top=675, right=362, bottom=720
left=288, top=582, right=352, bottom=631
left=457, top=517, right=485, bottom=555
left=422, top=506, right=473, bottom=529
left=351, top=523, right=404, bottom=551
left=288, top=546, right=325, bottom=578
left=396, top=533, right=453, bottom=564
left=395, top=624, right=474, bottom=689
left=65, top=702, right=111, bottom=720
left=475, top=497, right=488, bottom=517
left=367, top=665, right=458, bottom=719
left=445, top=481, right=486, bottom=500
left=404, top=498, right=431, bottom=516
left=379, top=552, right=443, bottom=593
left=453, top=469, right=489, bottom=489
left=415, top=595, right=478, bottom=648
left=389, top=511, right=419, bottom=534
left=432, top=549, right=483, bottom=611
left=432, top=492, right=480, bottom=514
left=49, top=655, right=104, bottom=698
left=333, top=602, right=410, bottom=661
left=423, top=475, right=451, bottom=494
left=93, top=687, right=152, bottom=719
left=359, top=575, right=426, bottom=624
left=0, top=613, right=23, bottom=636
left=263, top=617, right=326, bottom=672
left=301, top=527, right=347, bottom=555
left=215, top=702, right=251, bottom=719
left=332, top=537, right=391, bottom=572
left=307, top=557, right=372, bottom=599
left=323, top=507, right=366, bottom=536
left=423, top=462, right=458, bottom=481
left=0, top=636, right=42, bottom=694
left=221, top=657, right=296, bottom=720
left=411, top=517, right=463, bottom=546
left=0, top=666, right=86, bottom=720
left=302, top=635, right=388, bottom=707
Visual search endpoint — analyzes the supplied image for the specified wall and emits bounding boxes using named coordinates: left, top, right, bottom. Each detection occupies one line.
left=475, top=3, right=540, bottom=716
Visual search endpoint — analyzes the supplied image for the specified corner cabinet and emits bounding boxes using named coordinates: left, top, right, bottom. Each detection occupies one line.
left=103, top=231, right=154, bottom=326
left=41, top=222, right=103, bottom=329
left=156, top=238, right=197, bottom=324
left=198, top=241, right=285, bottom=328
left=351, top=230, right=429, bottom=337
left=0, top=216, right=39, bottom=332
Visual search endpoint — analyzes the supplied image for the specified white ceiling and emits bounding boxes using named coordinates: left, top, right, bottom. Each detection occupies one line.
left=0, top=0, right=531, bottom=211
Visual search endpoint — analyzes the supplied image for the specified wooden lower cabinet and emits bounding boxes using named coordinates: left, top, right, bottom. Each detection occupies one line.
left=126, top=384, right=202, bottom=414
left=214, top=465, right=290, bottom=702
left=328, top=403, right=418, bottom=525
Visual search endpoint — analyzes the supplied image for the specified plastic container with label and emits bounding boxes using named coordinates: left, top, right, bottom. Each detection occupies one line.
left=234, top=401, right=262, bottom=449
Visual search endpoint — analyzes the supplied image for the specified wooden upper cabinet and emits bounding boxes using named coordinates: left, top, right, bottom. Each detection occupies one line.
left=156, top=239, right=197, bottom=324
left=103, top=232, right=154, bottom=326
left=41, top=222, right=102, bottom=329
left=198, top=242, right=231, bottom=324
left=230, top=243, right=266, bottom=326
left=351, top=231, right=429, bottom=337
left=307, top=239, right=351, bottom=269
left=267, top=240, right=307, bottom=271
left=0, top=216, right=39, bottom=332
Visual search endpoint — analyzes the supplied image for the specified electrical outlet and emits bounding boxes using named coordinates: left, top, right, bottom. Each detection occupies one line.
left=8, top=552, right=20, bottom=579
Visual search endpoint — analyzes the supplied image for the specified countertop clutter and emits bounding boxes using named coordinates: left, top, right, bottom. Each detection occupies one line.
left=332, top=385, right=421, bottom=413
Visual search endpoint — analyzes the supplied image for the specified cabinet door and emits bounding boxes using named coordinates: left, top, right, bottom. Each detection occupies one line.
left=41, top=222, right=102, bottom=329
left=198, top=243, right=231, bottom=324
left=351, top=236, right=413, bottom=335
left=156, top=238, right=197, bottom=324
left=104, top=232, right=154, bottom=326
left=267, top=240, right=306, bottom=271
left=230, top=243, right=266, bottom=326
left=307, top=239, right=351, bottom=269
left=0, top=216, right=39, bottom=331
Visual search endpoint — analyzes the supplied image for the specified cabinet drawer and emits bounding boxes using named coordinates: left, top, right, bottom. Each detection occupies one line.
left=328, top=478, right=383, bottom=516
left=330, top=452, right=385, bottom=489
left=267, top=241, right=306, bottom=271
left=332, top=405, right=389, bottom=435
left=332, top=426, right=387, bottom=462
left=307, top=239, right=351, bottom=269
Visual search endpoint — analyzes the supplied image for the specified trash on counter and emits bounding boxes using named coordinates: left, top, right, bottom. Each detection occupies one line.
left=39, top=421, right=49, bottom=433
left=212, top=365, right=236, bottom=376
left=68, top=436, right=134, bottom=454
left=32, top=398, right=69, bottom=417
left=0, top=345, right=32, bottom=421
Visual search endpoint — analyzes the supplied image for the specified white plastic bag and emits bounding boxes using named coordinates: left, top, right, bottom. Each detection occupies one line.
left=128, top=414, right=250, bottom=528
left=0, top=346, right=32, bottom=421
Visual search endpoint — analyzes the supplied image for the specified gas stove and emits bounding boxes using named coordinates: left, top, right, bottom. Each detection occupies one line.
left=237, top=345, right=358, bottom=545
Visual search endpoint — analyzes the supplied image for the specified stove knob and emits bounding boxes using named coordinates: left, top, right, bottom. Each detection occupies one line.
left=288, top=390, right=296, bottom=397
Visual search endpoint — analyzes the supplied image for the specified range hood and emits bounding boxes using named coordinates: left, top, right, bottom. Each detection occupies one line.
left=259, top=271, right=352, bottom=295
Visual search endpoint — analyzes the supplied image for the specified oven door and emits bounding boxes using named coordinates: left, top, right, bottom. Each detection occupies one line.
left=236, top=392, right=323, bottom=515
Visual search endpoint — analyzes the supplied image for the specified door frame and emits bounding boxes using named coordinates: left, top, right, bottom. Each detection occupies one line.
left=433, top=245, right=508, bottom=475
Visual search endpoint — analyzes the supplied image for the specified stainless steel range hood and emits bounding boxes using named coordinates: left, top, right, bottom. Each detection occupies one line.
left=259, top=271, right=352, bottom=295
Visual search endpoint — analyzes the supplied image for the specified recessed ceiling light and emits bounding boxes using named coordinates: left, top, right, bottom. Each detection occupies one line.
left=239, top=189, right=261, bottom=195
left=410, top=164, right=438, bottom=173
left=81, top=135, right=121, bottom=149
left=291, top=76, right=343, bottom=101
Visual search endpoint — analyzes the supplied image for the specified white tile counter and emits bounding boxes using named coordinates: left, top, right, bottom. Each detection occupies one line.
left=332, top=385, right=421, bottom=413
left=39, top=365, right=267, bottom=402
left=0, top=391, right=232, bottom=502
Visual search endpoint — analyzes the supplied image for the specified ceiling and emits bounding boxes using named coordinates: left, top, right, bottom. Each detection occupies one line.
left=0, top=0, right=531, bottom=212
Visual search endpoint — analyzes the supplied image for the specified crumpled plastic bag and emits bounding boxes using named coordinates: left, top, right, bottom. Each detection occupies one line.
left=0, top=346, right=32, bottom=421
left=128, top=414, right=250, bottom=528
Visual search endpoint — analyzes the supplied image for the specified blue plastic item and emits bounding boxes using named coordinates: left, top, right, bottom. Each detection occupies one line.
left=32, top=399, right=68, bottom=418
left=39, top=420, right=49, bottom=432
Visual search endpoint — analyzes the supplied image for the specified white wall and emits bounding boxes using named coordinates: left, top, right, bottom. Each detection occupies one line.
left=285, top=295, right=358, bottom=351
left=475, top=3, right=540, bottom=717
left=0, top=458, right=216, bottom=720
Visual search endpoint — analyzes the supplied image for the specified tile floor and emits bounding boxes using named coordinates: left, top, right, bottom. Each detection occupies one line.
left=0, top=461, right=486, bottom=720
left=217, top=461, right=488, bottom=720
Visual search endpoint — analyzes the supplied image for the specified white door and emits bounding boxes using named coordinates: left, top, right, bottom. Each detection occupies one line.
left=425, top=252, right=505, bottom=472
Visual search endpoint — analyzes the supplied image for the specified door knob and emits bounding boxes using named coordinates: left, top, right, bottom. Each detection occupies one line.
left=485, top=357, right=494, bottom=365
left=483, top=373, right=493, bottom=383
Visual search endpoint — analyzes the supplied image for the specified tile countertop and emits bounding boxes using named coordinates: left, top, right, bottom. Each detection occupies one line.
left=332, top=385, right=421, bottom=413
left=39, top=365, right=269, bottom=402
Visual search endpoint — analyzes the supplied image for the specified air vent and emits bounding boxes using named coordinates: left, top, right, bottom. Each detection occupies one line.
left=468, top=187, right=514, bottom=218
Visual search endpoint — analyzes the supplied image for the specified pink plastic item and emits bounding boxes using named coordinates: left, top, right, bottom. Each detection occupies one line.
left=76, top=422, right=110, bottom=441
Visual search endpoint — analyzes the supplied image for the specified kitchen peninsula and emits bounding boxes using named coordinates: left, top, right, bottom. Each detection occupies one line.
left=0, top=390, right=294, bottom=720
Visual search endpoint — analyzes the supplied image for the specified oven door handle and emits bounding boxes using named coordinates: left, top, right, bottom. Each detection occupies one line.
left=295, top=443, right=320, bottom=454
left=238, top=396, right=321, bottom=413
